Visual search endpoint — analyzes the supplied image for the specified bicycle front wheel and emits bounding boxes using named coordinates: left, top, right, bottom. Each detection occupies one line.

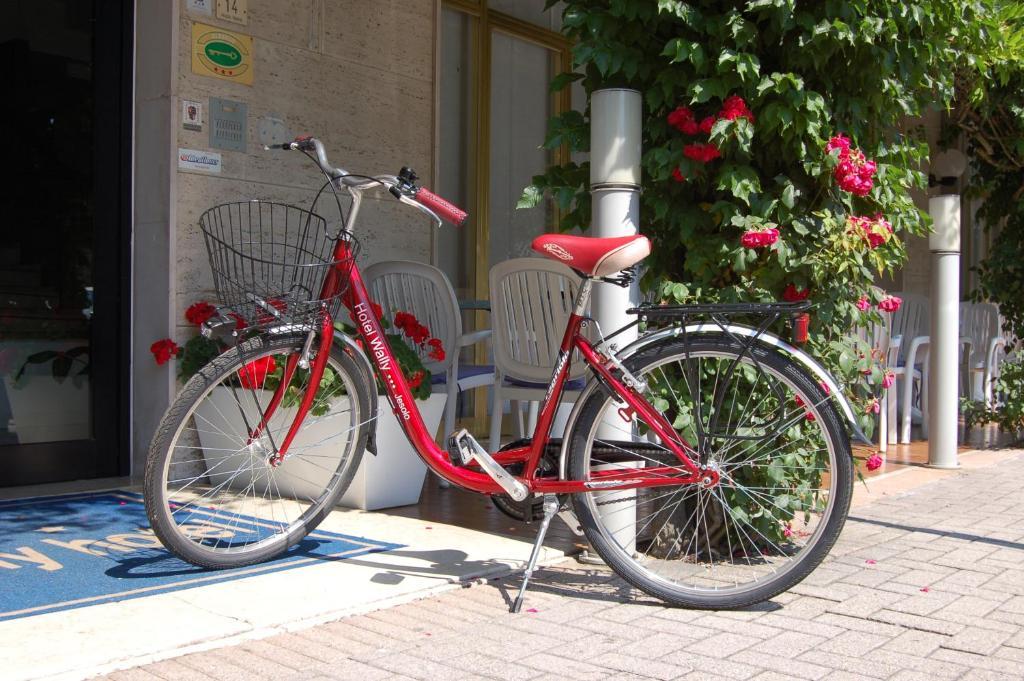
left=144, top=332, right=372, bottom=569
left=567, top=334, right=853, bottom=609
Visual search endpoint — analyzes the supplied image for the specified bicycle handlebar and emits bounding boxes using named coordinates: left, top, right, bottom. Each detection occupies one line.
left=274, top=135, right=468, bottom=227
left=415, top=187, right=468, bottom=227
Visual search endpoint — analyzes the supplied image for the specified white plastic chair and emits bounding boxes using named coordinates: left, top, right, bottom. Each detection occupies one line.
left=959, top=302, right=1008, bottom=406
left=889, top=292, right=930, bottom=443
left=488, top=258, right=586, bottom=452
left=363, top=261, right=494, bottom=440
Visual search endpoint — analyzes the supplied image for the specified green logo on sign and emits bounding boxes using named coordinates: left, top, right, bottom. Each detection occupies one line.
left=204, top=41, right=241, bottom=68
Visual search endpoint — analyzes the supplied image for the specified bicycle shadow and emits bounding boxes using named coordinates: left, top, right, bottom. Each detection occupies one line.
left=317, top=547, right=524, bottom=586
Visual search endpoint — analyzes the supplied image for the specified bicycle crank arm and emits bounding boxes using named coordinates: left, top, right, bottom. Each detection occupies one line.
left=449, top=429, right=529, bottom=502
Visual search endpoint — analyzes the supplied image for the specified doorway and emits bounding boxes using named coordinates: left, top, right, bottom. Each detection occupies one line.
left=0, top=0, right=132, bottom=487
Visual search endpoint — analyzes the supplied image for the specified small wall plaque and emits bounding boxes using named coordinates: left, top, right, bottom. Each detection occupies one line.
left=217, top=0, right=249, bottom=25
left=187, top=0, right=213, bottom=16
left=209, top=97, right=248, bottom=152
left=182, top=100, right=203, bottom=131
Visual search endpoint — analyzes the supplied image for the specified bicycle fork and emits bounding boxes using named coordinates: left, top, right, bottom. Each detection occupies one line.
left=248, top=312, right=335, bottom=466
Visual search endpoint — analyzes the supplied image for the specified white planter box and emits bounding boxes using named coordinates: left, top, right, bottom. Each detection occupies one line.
left=195, top=388, right=445, bottom=512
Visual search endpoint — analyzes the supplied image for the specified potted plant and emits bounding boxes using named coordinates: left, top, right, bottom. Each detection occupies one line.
left=151, top=301, right=447, bottom=510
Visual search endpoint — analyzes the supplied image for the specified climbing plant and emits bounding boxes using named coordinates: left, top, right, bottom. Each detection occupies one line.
left=522, top=0, right=985, bottom=435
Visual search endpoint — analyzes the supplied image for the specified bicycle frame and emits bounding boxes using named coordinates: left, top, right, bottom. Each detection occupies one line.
left=305, top=239, right=713, bottom=496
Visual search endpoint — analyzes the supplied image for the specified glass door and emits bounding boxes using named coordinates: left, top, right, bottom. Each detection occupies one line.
left=438, top=2, right=571, bottom=427
left=0, top=0, right=131, bottom=487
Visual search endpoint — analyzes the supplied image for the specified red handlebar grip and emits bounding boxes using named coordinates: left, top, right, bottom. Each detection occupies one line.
left=415, top=188, right=468, bottom=227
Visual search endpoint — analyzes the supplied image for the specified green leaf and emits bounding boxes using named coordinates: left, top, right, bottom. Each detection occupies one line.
left=517, top=186, right=544, bottom=210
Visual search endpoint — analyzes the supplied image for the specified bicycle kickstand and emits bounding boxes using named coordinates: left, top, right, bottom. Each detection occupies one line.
left=511, top=494, right=559, bottom=614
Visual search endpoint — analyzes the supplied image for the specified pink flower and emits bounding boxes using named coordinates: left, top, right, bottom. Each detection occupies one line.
left=783, top=284, right=810, bottom=302
left=783, top=523, right=794, bottom=538
left=740, top=227, right=780, bottom=249
left=878, top=295, right=902, bottom=313
left=827, top=136, right=877, bottom=196
left=826, top=134, right=852, bottom=154
left=847, top=215, right=893, bottom=249
left=819, top=381, right=831, bottom=395
left=671, top=167, right=686, bottom=183
left=683, top=143, right=721, bottom=163
left=866, top=453, right=884, bottom=471
left=882, top=370, right=896, bottom=389
left=856, top=296, right=872, bottom=311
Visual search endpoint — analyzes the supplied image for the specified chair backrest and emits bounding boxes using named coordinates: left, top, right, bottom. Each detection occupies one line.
left=852, top=317, right=892, bottom=366
left=489, top=257, right=586, bottom=383
left=960, top=301, right=1003, bottom=366
left=363, top=260, right=460, bottom=375
left=889, top=292, right=928, bottom=363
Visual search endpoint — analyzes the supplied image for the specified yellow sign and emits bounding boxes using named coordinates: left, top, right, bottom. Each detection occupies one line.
left=191, top=22, right=253, bottom=85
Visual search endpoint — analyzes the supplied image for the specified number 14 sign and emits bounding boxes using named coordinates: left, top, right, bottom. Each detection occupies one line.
left=217, top=0, right=248, bottom=25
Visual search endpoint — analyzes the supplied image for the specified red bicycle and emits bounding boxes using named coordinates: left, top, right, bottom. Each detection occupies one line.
left=145, top=137, right=866, bottom=611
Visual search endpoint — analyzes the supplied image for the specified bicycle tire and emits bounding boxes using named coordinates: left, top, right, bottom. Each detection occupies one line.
left=145, top=332, right=373, bottom=569
left=567, top=334, right=853, bottom=609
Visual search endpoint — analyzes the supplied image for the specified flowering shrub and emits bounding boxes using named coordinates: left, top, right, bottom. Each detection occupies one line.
left=152, top=300, right=445, bottom=409
left=518, top=1, right=979, bottom=550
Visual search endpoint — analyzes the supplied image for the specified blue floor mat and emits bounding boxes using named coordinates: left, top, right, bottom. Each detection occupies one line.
left=0, top=490, right=401, bottom=621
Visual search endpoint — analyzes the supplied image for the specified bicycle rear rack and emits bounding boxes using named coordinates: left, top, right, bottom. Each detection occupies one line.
left=620, top=300, right=815, bottom=445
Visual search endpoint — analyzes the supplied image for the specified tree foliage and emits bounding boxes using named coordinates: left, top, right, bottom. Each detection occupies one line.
left=524, top=0, right=985, bottom=435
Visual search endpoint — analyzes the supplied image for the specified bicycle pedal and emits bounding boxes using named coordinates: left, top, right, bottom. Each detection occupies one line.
left=446, top=431, right=474, bottom=466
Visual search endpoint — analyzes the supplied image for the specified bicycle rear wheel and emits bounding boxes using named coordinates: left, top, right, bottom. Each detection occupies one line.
left=144, top=332, right=372, bottom=569
left=567, top=334, right=852, bottom=608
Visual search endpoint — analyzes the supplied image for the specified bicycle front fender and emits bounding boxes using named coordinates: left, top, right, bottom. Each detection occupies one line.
left=556, top=323, right=872, bottom=479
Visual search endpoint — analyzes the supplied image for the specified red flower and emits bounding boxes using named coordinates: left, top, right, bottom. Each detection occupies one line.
left=699, top=115, right=716, bottom=134
left=238, top=356, right=277, bottom=389
left=740, top=227, right=780, bottom=249
left=856, top=296, right=871, bottom=311
left=150, top=339, right=180, bottom=366
left=683, top=143, right=721, bottom=163
left=720, top=95, right=754, bottom=123
left=783, top=284, right=810, bottom=302
left=371, top=302, right=383, bottom=319
left=428, top=346, right=445, bottom=362
left=185, top=301, right=217, bottom=326
left=394, top=311, right=417, bottom=331
left=794, top=394, right=816, bottom=421
left=671, top=167, right=686, bottom=183
left=407, top=323, right=430, bottom=345
left=866, top=453, right=884, bottom=471
left=408, top=370, right=425, bottom=389
left=882, top=371, right=896, bottom=389
left=878, top=295, right=902, bottom=313
left=667, top=105, right=698, bottom=134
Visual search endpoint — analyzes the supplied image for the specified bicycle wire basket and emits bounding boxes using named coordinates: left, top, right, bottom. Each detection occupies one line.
left=199, top=201, right=359, bottom=336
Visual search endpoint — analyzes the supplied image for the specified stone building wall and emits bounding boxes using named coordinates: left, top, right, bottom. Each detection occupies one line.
left=172, top=0, right=437, bottom=340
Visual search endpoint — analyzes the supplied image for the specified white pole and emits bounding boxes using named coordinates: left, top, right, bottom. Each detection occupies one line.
left=927, top=195, right=961, bottom=469
left=589, top=88, right=642, bottom=554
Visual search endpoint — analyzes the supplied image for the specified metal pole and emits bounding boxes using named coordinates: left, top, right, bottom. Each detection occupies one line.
left=927, top=195, right=961, bottom=469
left=589, top=88, right=642, bottom=554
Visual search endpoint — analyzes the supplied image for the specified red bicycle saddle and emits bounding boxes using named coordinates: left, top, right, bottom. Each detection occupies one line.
left=531, top=233, right=651, bottom=277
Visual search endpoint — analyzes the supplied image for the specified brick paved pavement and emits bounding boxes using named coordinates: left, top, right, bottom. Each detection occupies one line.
left=100, top=451, right=1024, bottom=681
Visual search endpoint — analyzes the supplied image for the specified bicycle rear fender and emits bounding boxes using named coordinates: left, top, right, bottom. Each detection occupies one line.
left=557, top=323, right=872, bottom=479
